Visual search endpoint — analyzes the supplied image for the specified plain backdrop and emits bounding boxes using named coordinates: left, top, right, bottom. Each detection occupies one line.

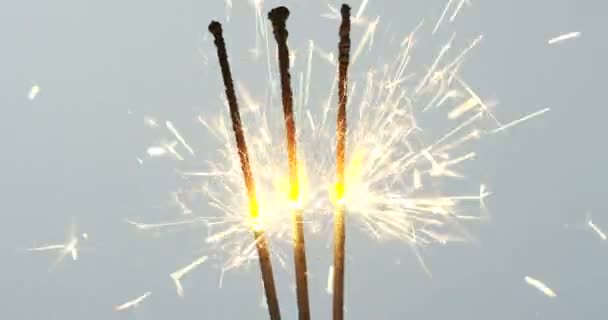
left=1, top=0, right=606, bottom=319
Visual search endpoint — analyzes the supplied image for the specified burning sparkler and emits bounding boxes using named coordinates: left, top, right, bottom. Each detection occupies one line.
left=333, top=5, right=351, bottom=320
left=208, top=20, right=281, bottom=320
left=268, top=7, right=311, bottom=320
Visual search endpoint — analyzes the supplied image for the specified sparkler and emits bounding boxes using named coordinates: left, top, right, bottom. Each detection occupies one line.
left=208, top=21, right=281, bottom=320
left=268, top=7, right=311, bottom=319
left=333, top=4, right=351, bottom=320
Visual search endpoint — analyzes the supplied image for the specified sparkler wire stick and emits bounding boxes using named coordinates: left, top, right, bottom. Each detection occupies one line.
left=268, top=7, right=311, bottom=320
left=208, top=21, right=282, bottom=320
left=333, top=5, right=351, bottom=320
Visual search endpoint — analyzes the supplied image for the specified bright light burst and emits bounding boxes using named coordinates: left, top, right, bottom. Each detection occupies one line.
left=133, top=0, right=547, bottom=294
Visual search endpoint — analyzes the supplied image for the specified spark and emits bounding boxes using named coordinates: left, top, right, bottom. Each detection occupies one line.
left=27, top=226, right=88, bottom=264
left=170, top=255, right=208, bottom=297
left=144, top=115, right=159, bottom=128
left=351, top=16, right=379, bottom=64
left=449, top=0, right=470, bottom=23
left=173, top=191, right=193, bottom=215
left=548, top=32, right=581, bottom=45
left=28, top=83, right=40, bottom=101
left=587, top=216, right=607, bottom=241
left=433, top=0, right=471, bottom=34
left=326, top=265, right=334, bottom=294
left=355, top=0, right=369, bottom=21
left=125, top=218, right=205, bottom=231
left=525, top=276, right=557, bottom=298
left=433, top=0, right=454, bottom=34
left=146, top=141, right=183, bottom=160
left=166, top=121, right=195, bottom=156
left=114, top=292, right=151, bottom=312
left=491, top=108, right=550, bottom=134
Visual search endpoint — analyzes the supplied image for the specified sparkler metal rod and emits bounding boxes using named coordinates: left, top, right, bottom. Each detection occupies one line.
left=208, top=21, right=282, bottom=320
left=268, top=7, right=311, bottom=320
left=333, top=5, right=351, bottom=320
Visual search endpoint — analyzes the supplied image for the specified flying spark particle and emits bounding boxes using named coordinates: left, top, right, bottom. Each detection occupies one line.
left=115, top=292, right=151, bottom=312
left=449, top=0, right=470, bottom=23
left=587, top=216, right=607, bottom=241
left=525, top=276, right=557, bottom=298
left=26, top=227, right=88, bottom=264
left=170, top=255, right=208, bottom=297
left=491, top=108, right=550, bottom=134
left=326, top=265, right=334, bottom=294
left=548, top=32, right=581, bottom=45
left=144, top=115, right=159, bottom=128
left=166, top=121, right=195, bottom=156
left=28, top=83, right=40, bottom=101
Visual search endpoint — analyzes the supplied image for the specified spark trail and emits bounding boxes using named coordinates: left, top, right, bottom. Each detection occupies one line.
left=115, top=292, right=151, bottom=312
left=548, top=32, right=581, bottom=45
left=525, top=276, right=557, bottom=298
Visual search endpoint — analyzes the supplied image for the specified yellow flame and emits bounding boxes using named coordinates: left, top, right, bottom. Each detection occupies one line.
left=272, top=163, right=310, bottom=209
left=330, top=147, right=366, bottom=206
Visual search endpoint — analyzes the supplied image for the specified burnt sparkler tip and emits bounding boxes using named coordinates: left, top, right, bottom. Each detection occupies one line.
left=340, top=4, right=351, bottom=17
left=268, top=6, right=290, bottom=23
left=208, top=21, right=223, bottom=37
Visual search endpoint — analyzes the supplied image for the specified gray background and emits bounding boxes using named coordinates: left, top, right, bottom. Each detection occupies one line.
left=1, top=0, right=606, bottom=319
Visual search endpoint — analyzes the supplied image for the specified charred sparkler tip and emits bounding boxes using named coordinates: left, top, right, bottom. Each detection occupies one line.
left=268, top=6, right=290, bottom=23
left=340, top=4, right=351, bottom=19
left=208, top=21, right=223, bottom=37
left=339, top=5, right=351, bottom=62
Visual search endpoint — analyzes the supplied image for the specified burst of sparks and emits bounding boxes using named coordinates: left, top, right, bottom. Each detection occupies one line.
left=525, top=276, right=557, bottom=298
left=114, top=291, right=152, bottom=312
left=548, top=32, right=581, bottom=45
left=135, top=0, right=548, bottom=289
